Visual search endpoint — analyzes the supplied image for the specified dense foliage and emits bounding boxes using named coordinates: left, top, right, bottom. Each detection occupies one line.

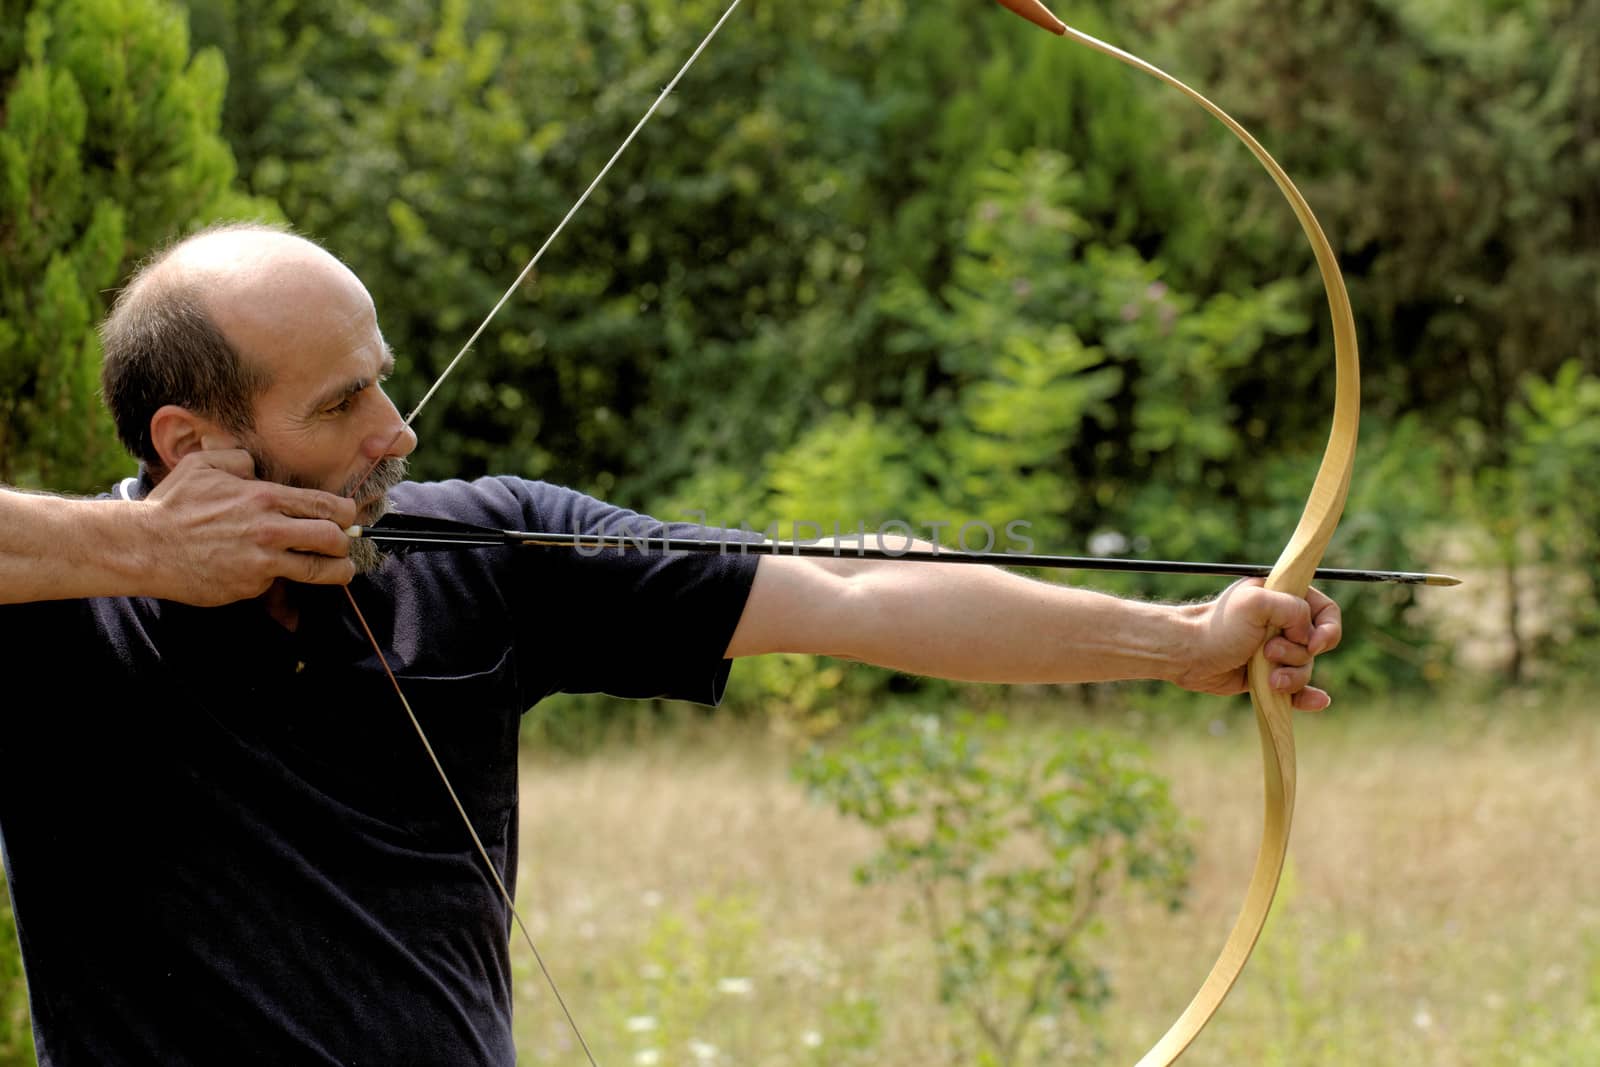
left=0, top=0, right=1589, bottom=704
left=4, top=0, right=1593, bottom=689
left=0, top=3, right=1589, bottom=688
left=0, top=0, right=267, bottom=489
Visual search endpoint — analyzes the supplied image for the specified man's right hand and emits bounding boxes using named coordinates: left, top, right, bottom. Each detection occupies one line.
left=140, top=451, right=358, bottom=605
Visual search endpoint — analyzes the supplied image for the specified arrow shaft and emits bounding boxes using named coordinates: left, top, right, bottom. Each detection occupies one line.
left=348, top=525, right=1459, bottom=586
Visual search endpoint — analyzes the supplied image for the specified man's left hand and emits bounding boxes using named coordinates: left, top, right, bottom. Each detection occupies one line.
left=1177, top=580, right=1343, bottom=711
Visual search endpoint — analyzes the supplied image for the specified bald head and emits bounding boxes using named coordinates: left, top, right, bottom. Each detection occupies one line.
left=164, top=227, right=376, bottom=365
left=100, top=222, right=373, bottom=471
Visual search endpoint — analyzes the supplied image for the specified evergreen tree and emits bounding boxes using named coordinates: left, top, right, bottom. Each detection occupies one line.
left=0, top=0, right=266, bottom=490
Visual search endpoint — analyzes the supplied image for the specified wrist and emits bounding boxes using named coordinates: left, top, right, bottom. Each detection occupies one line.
left=116, top=498, right=169, bottom=597
left=72, top=496, right=175, bottom=600
left=69, top=499, right=123, bottom=595
left=1156, top=601, right=1205, bottom=686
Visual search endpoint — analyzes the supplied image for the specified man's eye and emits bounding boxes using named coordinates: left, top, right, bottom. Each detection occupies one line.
left=326, top=395, right=357, bottom=415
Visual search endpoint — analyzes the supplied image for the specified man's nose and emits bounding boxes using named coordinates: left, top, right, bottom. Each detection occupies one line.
left=367, top=392, right=418, bottom=460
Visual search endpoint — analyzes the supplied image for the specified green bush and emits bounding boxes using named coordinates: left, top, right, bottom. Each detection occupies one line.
left=797, top=711, right=1191, bottom=1065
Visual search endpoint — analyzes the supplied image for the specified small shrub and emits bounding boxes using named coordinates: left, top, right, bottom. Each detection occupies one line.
left=797, top=711, right=1192, bottom=1065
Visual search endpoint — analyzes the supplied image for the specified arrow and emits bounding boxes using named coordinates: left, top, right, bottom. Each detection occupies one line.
left=348, top=514, right=1461, bottom=587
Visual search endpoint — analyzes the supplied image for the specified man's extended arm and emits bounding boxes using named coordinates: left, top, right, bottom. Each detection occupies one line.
left=726, top=550, right=1341, bottom=710
left=0, top=451, right=357, bottom=606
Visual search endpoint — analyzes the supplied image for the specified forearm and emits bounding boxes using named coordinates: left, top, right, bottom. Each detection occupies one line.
left=832, top=562, right=1194, bottom=684
left=0, top=488, right=158, bottom=603
left=733, top=551, right=1198, bottom=685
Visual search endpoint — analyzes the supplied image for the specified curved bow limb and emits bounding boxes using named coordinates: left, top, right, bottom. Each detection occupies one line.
left=997, top=3, right=1362, bottom=1063
left=993, top=0, right=1067, bottom=35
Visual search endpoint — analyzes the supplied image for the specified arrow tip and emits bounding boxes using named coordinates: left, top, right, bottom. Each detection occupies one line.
left=993, top=0, right=1067, bottom=35
left=1425, top=574, right=1464, bottom=587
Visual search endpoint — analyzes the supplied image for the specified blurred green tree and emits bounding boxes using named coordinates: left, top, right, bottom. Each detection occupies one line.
left=0, top=0, right=266, bottom=490
left=189, top=0, right=1576, bottom=688
left=192, top=2, right=1202, bottom=497
left=1128, top=0, right=1599, bottom=680
left=1132, top=0, right=1600, bottom=459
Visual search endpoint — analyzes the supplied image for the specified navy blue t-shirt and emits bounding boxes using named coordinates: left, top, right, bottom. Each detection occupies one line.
left=0, top=475, right=760, bottom=1066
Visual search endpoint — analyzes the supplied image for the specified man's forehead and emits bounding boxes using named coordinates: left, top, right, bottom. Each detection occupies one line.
left=144, top=231, right=385, bottom=402
left=173, top=226, right=297, bottom=261
left=167, top=232, right=375, bottom=336
left=166, top=230, right=358, bottom=296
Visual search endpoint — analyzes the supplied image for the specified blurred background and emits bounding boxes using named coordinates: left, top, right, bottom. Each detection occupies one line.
left=2, top=1, right=1596, bottom=1063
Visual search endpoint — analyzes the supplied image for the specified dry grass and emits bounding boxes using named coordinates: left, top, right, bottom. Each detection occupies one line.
left=509, top=696, right=1600, bottom=1065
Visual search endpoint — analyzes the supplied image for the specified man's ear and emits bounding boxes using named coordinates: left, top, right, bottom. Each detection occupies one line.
left=149, top=405, right=237, bottom=472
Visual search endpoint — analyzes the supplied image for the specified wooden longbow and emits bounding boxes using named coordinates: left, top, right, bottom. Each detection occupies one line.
left=994, top=2, right=1362, bottom=1063
left=340, top=2, right=1361, bottom=1063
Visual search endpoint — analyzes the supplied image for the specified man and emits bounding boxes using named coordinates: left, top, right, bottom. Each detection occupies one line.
left=0, top=224, right=1340, bottom=1065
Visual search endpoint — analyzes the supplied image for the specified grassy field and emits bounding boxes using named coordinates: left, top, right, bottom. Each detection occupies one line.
left=507, top=694, right=1600, bottom=1066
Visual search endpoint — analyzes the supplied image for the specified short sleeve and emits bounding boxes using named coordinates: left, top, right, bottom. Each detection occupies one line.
left=385, top=478, right=762, bottom=705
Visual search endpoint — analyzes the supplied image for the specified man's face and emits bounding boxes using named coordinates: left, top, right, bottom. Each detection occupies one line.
left=201, top=236, right=419, bottom=569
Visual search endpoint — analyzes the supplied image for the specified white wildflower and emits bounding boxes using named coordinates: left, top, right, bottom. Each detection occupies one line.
left=716, top=976, right=754, bottom=997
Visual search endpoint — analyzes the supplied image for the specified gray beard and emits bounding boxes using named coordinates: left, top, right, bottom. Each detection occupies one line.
left=246, top=446, right=408, bottom=576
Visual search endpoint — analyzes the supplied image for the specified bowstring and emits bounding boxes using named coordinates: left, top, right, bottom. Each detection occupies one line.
left=340, top=4, right=746, bottom=1063
left=401, top=0, right=747, bottom=433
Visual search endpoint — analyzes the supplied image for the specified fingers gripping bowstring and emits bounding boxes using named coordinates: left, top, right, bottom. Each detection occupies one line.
left=342, top=4, right=746, bottom=1064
